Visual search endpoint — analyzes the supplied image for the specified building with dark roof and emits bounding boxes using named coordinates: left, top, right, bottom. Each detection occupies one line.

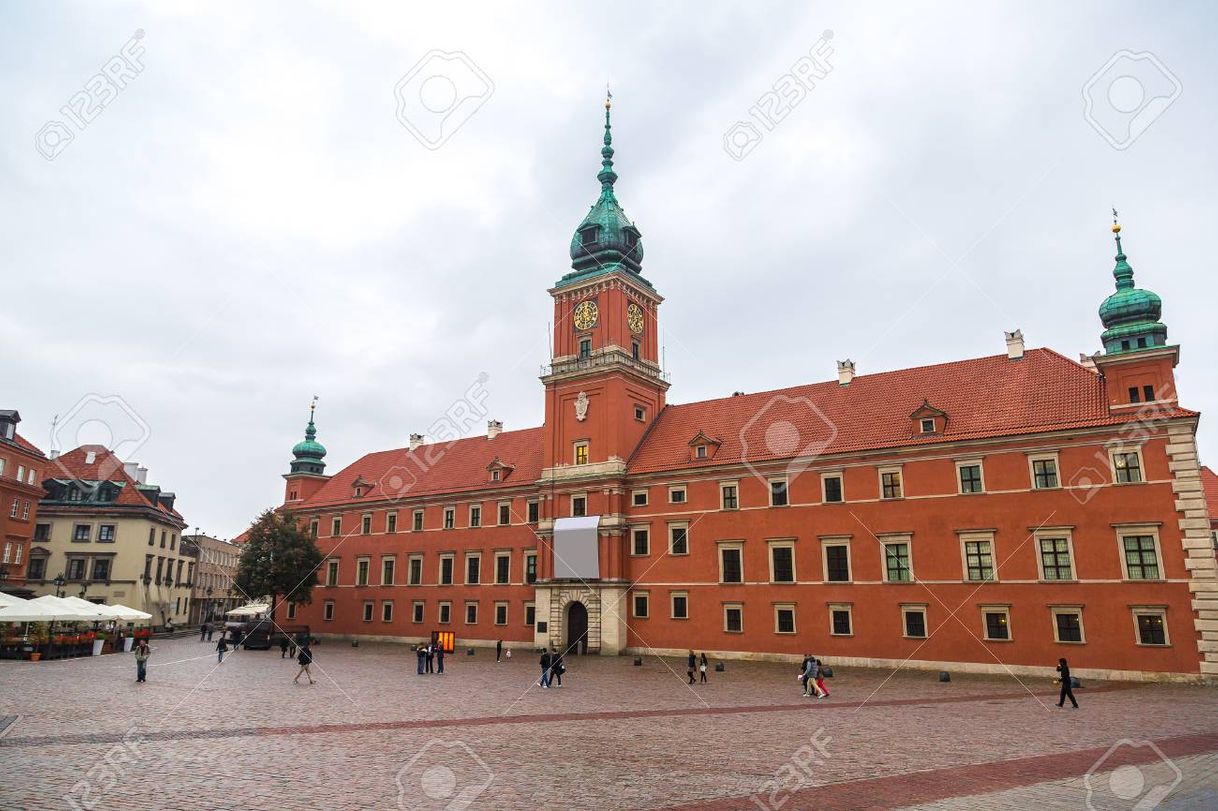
left=269, top=100, right=1216, bottom=681
left=0, top=410, right=47, bottom=595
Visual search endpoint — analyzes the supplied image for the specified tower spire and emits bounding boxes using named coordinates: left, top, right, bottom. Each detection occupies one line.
left=1098, top=213, right=1168, bottom=354
left=1111, top=208, right=1133, bottom=289
left=598, top=87, right=617, bottom=192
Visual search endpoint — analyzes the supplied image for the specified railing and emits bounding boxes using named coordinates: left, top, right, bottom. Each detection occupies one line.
left=541, top=349, right=669, bottom=382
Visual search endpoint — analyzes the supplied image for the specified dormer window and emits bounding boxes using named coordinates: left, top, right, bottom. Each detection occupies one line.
left=624, top=229, right=638, bottom=249
left=909, top=400, right=948, bottom=436
left=920, top=418, right=935, bottom=434
left=580, top=226, right=599, bottom=247
left=687, top=431, right=722, bottom=462
left=486, top=457, right=515, bottom=483
left=491, top=469, right=500, bottom=482
left=695, top=445, right=707, bottom=459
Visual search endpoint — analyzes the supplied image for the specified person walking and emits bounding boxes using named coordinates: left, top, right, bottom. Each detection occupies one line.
left=279, top=636, right=290, bottom=658
left=813, top=659, right=829, bottom=699
left=199, top=622, right=208, bottom=642
left=798, top=653, right=812, bottom=695
left=539, top=648, right=552, bottom=688
left=294, top=643, right=316, bottom=684
left=436, top=644, right=445, bottom=675
left=216, top=635, right=228, bottom=664
left=803, top=656, right=824, bottom=698
left=1056, top=657, right=1078, bottom=708
left=496, top=639, right=503, bottom=663
left=206, top=623, right=214, bottom=642
left=416, top=644, right=426, bottom=675
left=686, top=650, right=696, bottom=685
left=699, top=652, right=709, bottom=684
left=552, top=649, right=565, bottom=688
left=134, top=640, right=150, bottom=683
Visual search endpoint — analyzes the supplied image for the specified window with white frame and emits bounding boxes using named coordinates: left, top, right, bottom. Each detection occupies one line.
left=669, top=485, right=686, bottom=504
left=669, top=523, right=689, bottom=555
left=525, top=603, right=536, bottom=627
left=438, top=601, right=452, bottom=624
left=355, top=557, right=370, bottom=586
left=323, top=600, right=335, bottom=621
left=822, top=473, right=844, bottom=503
left=408, top=554, right=423, bottom=585
left=465, top=553, right=481, bottom=585
left=412, top=601, right=424, bottom=623
left=1111, top=449, right=1144, bottom=484
left=331, top=516, right=342, bottom=536
left=961, top=534, right=994, bottom=582
left=525, top=552, right=537, bottom=584
left=670, top=591, right=688, bottom=619
left=1120, top=530, right=1161, bottom=580
left=1051, top=606, right=1084, bottom=643
left=718, top=543, right=744, bottom=584
left=571, top=494, right=587, bottom=517
left=325, top=559, right=339, bottom=586
left=498, top=502, right=511, bottom=526
left=439, top=554, right=454, bottom=585
left=774, top=604, right=796, bottom=634
left=769, top=478, right=789, bottom=507
left=465, top=602, right=478, bottom=624
left=882, top=539, right=912, bottom=582
left=823, top=539, right=851, bottom=582
left=1037, top=533, right=1075, bottom=581
left=381, top=601, right=393, bottom=623
left=829, top=603, right=853, bottom=636
left=902, top=605, right=928, bottom=638
left=631, top=527, right=650, bottom=556
left=957, top=461, right=984, bottom=494
left=720, top=482, right=739, bottom=510
left=723, top=603, right=743, bottom=633
left=981, top=606, right=1011, bottom=641
left=413, top=509, right=425, bottom=531
left=573, top=441, right=589, bottom=465
left=443, top=507, right=455, bottom=529
left=469, top=505, right=481, bottom=528
left=361, top=514, right=372, bottom=535
left=1029, top=454, right=1060, bottom=489
left=769, top=541, right=795, bottom=583
left=381, top=557, right=395, bottom=586
left=527, top=500, right=539, bottom=523
left=880, top=468, right=903, bottom=499
left=494, top=552, right=510, bottom=584
left=631, top=489, right=648, bottom=507
left=494, top=602, right=508, bottom=626
left=633, top=591, right=649, bottom=618
left=387, top=512, right=397, bottom=533
left=1133, top=607, right=1169, bottom=646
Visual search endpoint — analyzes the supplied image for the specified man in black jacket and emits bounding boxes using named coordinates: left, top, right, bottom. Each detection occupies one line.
left=1056, top=657, right=1078, bottom=708
left=539, top=649, right=552, bottom=688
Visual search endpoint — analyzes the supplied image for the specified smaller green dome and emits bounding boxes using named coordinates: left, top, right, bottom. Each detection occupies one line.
left=1098, top=222, right=1167, bottom=354
left=289, top=408, right=327, bottom=476
left=292, top=435, right=327, bottom=460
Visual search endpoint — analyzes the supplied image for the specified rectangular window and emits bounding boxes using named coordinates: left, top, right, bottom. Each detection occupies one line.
left=720, top=483, right=738, bottom=510
left=73, top=524, right=91, bottom=542
left=443, top=507, right=455, bottom=529
left=408, top=555, right=423, bottom=585
left=669, top=524, right=689, bottom=555
left=631, top=489, right=648, bottom=507
left=527, top=500, right=539, bottom=523
left=67, top=558, right=86, bottom=580
left=439, top=602, right=452, bottom=624
left=381, top=601, right=393, bottom=623
left=695, top=444, right=707, bottom=459
left=880, top=469, right=903, bottom=499
left=920, top=418, right=936, bottom=434
left=958, top=463, right=983, bottom=494
left=770, top=544, right=795, bottom=583
left=719, top=545, right=743, bottom=584
left=775, top=605, right=796, bottom=634
left=28, top=557, right=46, bottom=580
left=669, top=486, right=686, bottom=504
left=465, top=602, right=478, bottom=624
left=98, top=524, right=116, bottom=542
left=286, top=603, right=297, bottom=620
left=469, top=505, right=481, bottom=528
left=1053, top=609, right=1084, bottom=643
left=671, top=592, right=688, bottom=620
left=571, top=495, right=587, bottom=517
left=574, top=442, right=589, bottom=465
left=1113, top=450, right=1143, bottom=484
left=769, top=479, right=788, bottom=507
left=91, top=558, right=111, bottom=581
left=822, top=474, right=844, bottom=503
left=495, top=553, right=510, bottom=584
left=465, top=554, right=481, bottom=585
left=331, top=516, right=341, bottom=536
left=963, top=538, right=994, bottom=582
left=525, top=552, right=537, bottom=584
left=1122, top=534, right=1160, bottom=580
left=412, top=601, right=424, bottom=623
left=1039, top=537, right=1074, bottom=580
left=381, top=557, right=395, bottom=586
left=494, top=603, right=508, bottom=626
left=309, top=518, right=319, bottom=537
left=634, top=402, right=645, bottom=419
left=440, top=555, right=454, bottom=585
left=983, top=608, right=1011, bottom=641
left=579, top=338, right=591, bottom=359
left=498, top=502, right=511, bottom=526
left=1031, top=456, right=1059, bottom=489
left=824, top=542, right=850, bottom=582
left=387, top=512, right=397, bottom=533
left=633, top=592, right=649, bottom=618
left=903, top=606, right=927, bottom=638
left=362, top=601, right=374, bottom=622
left=34, top=523, right=51, bottom=541
left=631, top=528, right=650, bottom=556
left=525, top=603, right=536, bottom=627
left=413, top=510, right=425, bottom=531
left=361, top=514, right=372, bottom=534
left=356, top=558, right=370, bottom=586
left=323, top=601, right=335, bottom=621
left=883, top=542, right=911, bottom=582
left=724, top=604, right=743, bottom=633
left=830, top=605, right=852, bottom=636
left=1134, top=609, right=1168, bottom=646
left=148, top=527, right=155, bottom=546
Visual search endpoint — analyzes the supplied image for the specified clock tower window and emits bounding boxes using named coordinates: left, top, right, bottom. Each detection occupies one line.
left=579, top=338, right=592, bottom=359
left=574, top=441, right=589, bottom=465
left=632, top=340, right=640, bottom=361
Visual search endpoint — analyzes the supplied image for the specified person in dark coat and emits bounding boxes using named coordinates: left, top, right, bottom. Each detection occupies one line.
left=687, top=650, right=696, bottom=685
left=134, top=640, right=150, bottom=683
left=1056, top=657, right=1078, bottom=708
left=699, top=652, right=709, bottom=683
left=416, top=644, right=426, bottom=675
left=551, top=649, right=565, bottom=687
left=206, top=623, right=214, bottom=641
left=539, top=649, right=552, bottom=688
left=496, top=639, right=503, bottom=663
left=425, top=643, right=435, bottom=674
left=216, top=635, right=228, bottom=664
left=279, top=636, right=290, bottom=658
left=200, top=622, right=208, bottom=642
left=294, top=643, right=315, bottom=684
left=436, top=644, right=445, bottom=674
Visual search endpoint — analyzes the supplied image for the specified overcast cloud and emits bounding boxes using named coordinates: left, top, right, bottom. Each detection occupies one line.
left=3, top=1, right=1216, bottom=538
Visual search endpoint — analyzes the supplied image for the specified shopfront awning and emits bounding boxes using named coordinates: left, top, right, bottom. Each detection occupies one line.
left=552, top=516, right=600, bottom=579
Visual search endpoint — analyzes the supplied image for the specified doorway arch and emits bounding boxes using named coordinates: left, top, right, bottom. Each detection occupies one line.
left=566, top=600, right=589, bottom=655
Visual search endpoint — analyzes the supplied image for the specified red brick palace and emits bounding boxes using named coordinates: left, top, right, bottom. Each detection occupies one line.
left=271, top=100, right=1218, bottom=681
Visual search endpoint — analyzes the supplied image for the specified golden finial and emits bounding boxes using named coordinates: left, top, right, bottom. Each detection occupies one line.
left=1111, top=207, right=1121, bottom=233
left=605, top=84, right=612, bottom=109
left=309, top=394, right=318, bottom=418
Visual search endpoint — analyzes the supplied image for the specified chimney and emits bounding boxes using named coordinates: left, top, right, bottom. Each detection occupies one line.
left=1078, top=352, right=1099, bottom=372
left=124, top=461, right=139, bottom=480
left=1004, top=329, right=1025, bottom=360
left=136, top=465, right=149, bottom=484
left=409, top=433, right=423, bottom=451
left=837, top=359, right=856, bottom=386
left=49, top=450, right=60, bottom=460
left=487, top=420, right=502, bottom=440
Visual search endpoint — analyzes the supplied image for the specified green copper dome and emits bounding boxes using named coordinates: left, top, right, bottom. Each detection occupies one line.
left=289, top=405, right=327, bottom=475
left=1098, top=221, right=1167, bottom=354
left=557, top=96, right=652, bottom=290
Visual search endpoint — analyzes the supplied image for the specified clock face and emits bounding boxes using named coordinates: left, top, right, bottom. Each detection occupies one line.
left=573, top=299, right=599, bottom=331
left=626, top=302, right=644, bottom=335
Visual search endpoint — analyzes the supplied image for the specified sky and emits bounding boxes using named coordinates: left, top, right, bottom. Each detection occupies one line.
left=3, top=1, right=1216, bottom=539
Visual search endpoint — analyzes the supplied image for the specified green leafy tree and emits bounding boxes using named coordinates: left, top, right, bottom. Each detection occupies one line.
left=234, top=509, right=323, bottom=617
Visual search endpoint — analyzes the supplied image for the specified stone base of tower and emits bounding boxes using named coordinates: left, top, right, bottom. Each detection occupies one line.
left=533, top=582, right=628, bottom=655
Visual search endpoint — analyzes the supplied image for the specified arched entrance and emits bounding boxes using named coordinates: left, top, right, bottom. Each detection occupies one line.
left=566, top=601, right=589, bottom=655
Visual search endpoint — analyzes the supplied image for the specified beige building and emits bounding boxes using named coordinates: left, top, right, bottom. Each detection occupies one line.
left=30, top=445, right=192, bottom=626
left=181, top=533, right=242, bottom=624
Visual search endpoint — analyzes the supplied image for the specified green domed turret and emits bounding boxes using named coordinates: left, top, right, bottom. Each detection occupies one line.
left=557, top=94, right=651, bottom=290
left=290, top=401, right=327, bottom=476
left=1099, top=217, right=1167, bottom=354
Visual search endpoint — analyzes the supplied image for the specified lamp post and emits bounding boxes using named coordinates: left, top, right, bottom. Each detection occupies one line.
left=206, top=586, right=213, bottom=623
left=53, top=573, right=66, bottom=598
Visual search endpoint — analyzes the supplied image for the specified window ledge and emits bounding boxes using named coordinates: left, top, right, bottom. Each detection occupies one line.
left=1054, top=640, right=1087, bottom=645
left=983, top=637, right=1013, bottom=643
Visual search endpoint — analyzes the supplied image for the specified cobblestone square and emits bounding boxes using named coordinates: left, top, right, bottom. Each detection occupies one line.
left=1, top=638, right=1216, bottom=810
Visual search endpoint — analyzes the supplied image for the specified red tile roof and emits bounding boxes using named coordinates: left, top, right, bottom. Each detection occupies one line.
left=300, top=427, right=544, bottom=509
left=628, top=348, right=1197, bottom=473
left=46, top=445, right=183, bottom=520
left=13, top=433, right=45, bottom=458
left=1202, top=466, right=1218, bottom=526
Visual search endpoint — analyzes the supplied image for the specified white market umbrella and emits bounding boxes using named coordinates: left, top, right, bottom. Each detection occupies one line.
left=108, top=604, right=152, bottom=621
left=226, top=603, right=269, bottom=617
left=59, top=596, right=117, bottom=618
left=0, top=600, right=63, bottom=623
left=0, top=592, right=30, bottom=609
left=27, top=595, right=105, bottom=622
